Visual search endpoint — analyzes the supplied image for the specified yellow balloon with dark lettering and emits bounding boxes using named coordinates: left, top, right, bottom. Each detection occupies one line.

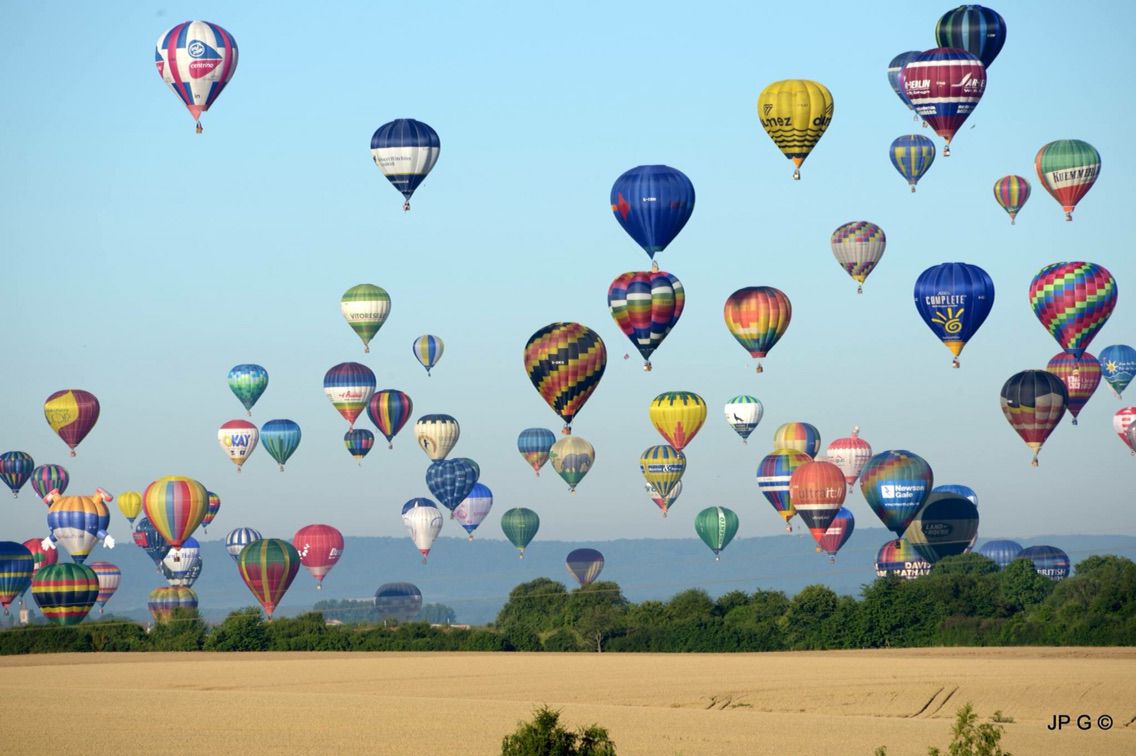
left=756, top=80, right=833, bottom=180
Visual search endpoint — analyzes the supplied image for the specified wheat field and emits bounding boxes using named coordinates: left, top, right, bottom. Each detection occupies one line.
left=2, top=648, right=1133, bottom=755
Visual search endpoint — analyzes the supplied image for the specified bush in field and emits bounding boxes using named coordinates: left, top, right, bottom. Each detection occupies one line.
left=267, top=612, right=352, bottom=651
left=500, top=705, right=616, bottom=756
left=204, top=608, right=269, bottom=651
left=86, top=620, right=149, bottom=651
left=149, top=609, right=207, bottom=651
left=0, top=624, right=92, bottom=655
left=927, top=702, right=1011, bottom=756
left=543, top=628, right=580, bottom=652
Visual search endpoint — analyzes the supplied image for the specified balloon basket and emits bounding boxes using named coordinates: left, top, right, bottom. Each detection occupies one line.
left=943, top=145, right=951, bottom=157
left=910, top=185, right=916, bottom=193
left=952, top=358, right=960, bottom=369
left=857, top=285, right=863, bottom=295
left=403, top=200, right=411, bottom=212
left=364, top=345, right=370, bottom=353
left=1065, top=212, right=1073, bottom=222
left=643, top=362, right=652, bottom=372
left=69, top=450, right=76, bottom=458
left=755, top=364, right=764, bottom=375
left=195, top=122, right=203, bottom=134
left=316, top=583, right=322, bottom=590
left=792, top=169, right=800, bottom=181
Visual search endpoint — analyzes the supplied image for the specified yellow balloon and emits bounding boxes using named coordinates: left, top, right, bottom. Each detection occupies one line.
left=640, top=445, right=686, bottom=504
left=648, top=391, right=707, bottom=451
left=117, top=490, right=143, bottom=522
left=756, top=79, right=834, bottom=179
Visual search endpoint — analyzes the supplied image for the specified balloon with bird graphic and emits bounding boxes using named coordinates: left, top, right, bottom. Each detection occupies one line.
left=501, top=507, right=540, bottom=558
left=609, top=165, right=695, bottom=264
left=413, top=335, right=444, bottom=376
left=608, top=270, right=685, bottom=370
left=993, top=176, right=1030, bottom=224
left=1028, top=262, right=1116, bottom=359
left=694, top=507, right=740, bottom=560
left=1035, top=140, right=1100, bottom=221
left=914, top=262, right=995, bottom=368
left=899, top=49, right=985, bottom=156
left=341, top=284, right=391, bottom=352
left=723, top=287, right=791, bottom=373
left=238, top=539, right=300, bottom=617
left=517, top=428, right=556, bottom=476
left=370, top=119, right=440, bottom=211
left=1000, top=370, right=1068, bottom=466
left=44, top=390, right=99, bottom=456
left=524, top=322, right=607, bottom=432
left=723, top=395, right=763, bottom=443
left=368, top=390, right=413, bottom=449
left=831, top=221, right=886, bottom=294
left=323, top=363, right=376, bottom=428
left=415, top=414, right=460, bottom=461
left=1046, top=353, right=1100, bottom=425
left=756, top=79, right=833, bottom=179
left=649, top=391, right=707, bottom=450
left=227, top=364, right=268, bottom=415
left=889, top=134, right=936, bottom=192
left=155, top=21, right=238, bottom=133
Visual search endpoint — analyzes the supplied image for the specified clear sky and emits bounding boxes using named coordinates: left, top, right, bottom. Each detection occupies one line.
left=2, top=0, right=1134, bottom=552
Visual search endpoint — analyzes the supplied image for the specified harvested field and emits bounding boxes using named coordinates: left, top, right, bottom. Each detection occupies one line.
left=2, top=648, right=1134, bottom=754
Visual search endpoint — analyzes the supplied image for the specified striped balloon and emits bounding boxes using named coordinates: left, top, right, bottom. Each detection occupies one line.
left=374, top=583, right=423, bottom=623
left=889, top=134, right=936, bottom=192
left=415, top=414, right=460, bottom=461
left=117, top=490, right=143, bottom=526
left=22, top=538, right=58, bottom=579
left=453, top=483, right=494, bottom=539
left=646, top=479, right=683, bottom=517
left=43, top=389, right=100, bottom=456
left=133, top=517, right=171, bottom=568
left=640, top=445, right=686, bottom=505
left=517, top=428, right=556, bottom=475
left=789, top=461, right=847, bottom=542
left=32, top=563, right=99, bottom=625
left=723, top=287, right=792, bottom=372
left=45, top=490, right=113, bottom=563
left=368, top=390, right=413, bottom=448
left=261, top=419, right=302, bottom=470
left=993, top=175, right=1030, bottom=224
left=412, top=335, right=444, bottom=376
left=1035, top=140, right=1100, bottom=221
left=977, top=539, right=1023, bottom=569
left=293, top=524, right=344, bottom=587
left=773, top=422, right=821, bottom=458
left=501, top=508, right=540, bottom=558
left=933, top=484, right=978, bottom=506
left=227, top=364, right=269, bottom=414
left=859, top=450, right=934, bottom=537
left=831, top=221, right=886, bottom=293
left=649, top=391, right=707, bottom=451
left=340, top=284, right=392, bottom=352
left=0, top=542, right=33, bottom=613
left=816, top=507, right=855, bottom=561
left=155, top=21, right=237, bottom=132
left=1099, top=345, right=1136, bottom=398
left=426, top=458, right=479, bottom=512
left=29, top=464, right=68, bottom=502
left=148, top=586, right=198, bottom=622
left=899, top=49, right=985, bottom=155
left=0, top=451, right=34, bottom=497
left=524, top=322, right=607, bottom=431
left=887, top=52, right=921, bottom=111
left=87, top=561, right=121, bottom=612
left=694, top=506, right=740, bottom=560
left=344, top=429, right=375, bottom=461
left=565, top=548, right=604, bottom=587
left=1000, top=370, right=1067, bottom=465
left=756, top=79, right=833, bottom=180
left=142, top=476, right=208, bottom=548
left=238, top=539, right=300, bottom=617
left=1029, top=262, right=1116, bottom=358
left=935, top=5, right=1007, bottom=68
left=323, top=363, right=376, bottom=428
left=549, top=436, right=594, bottom=493
left=225, top=527, right=262, bottom=562
left=826, top=427, right=873, bottom=487
left=756, top=449, right=812, bottom=529
left=370, top=119, right=440, bottom=211
left=607, top=270, right=685, bottom=370
left=875, top=539, right=932, bottom=579
left=202, top=491, right=221, bottom=531
left=162, top=537, right=200, bottom=574
left=905, top=493, right=979, bottom=563
left=161, top=555, right=203, bottom=588
left=1046, top=352, right=1101, bottom=425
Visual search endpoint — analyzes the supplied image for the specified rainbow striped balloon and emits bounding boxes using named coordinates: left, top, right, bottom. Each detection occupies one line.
left=88, top=561, right=121, bottom=612
left=993, top=175, right=1031, bottom=224
left=148, top=586, right=198, bottom=622
left=368, top=389, right=413, bottom=448
left=607, top=270, right=685, bottom=370
left=238, top=539, right=300, bottom=617
left=202, top=491, right=221, bottom=530
left=1029, top=262, right=1117, bottom=359
left=773, top=422, right=821, bottom=458
left=1046, top=352, right=1101, bottom=425
left=323, top=362, right=376, bottom=428
left=0, top=542, right=34, bottom=613
left=723, top=287, right=791, bottom=373
left=32, top=563, right=99, bottom=625
left=30, top=464, right=69, bottom=502
left=142, top=476, right=209, bottom=549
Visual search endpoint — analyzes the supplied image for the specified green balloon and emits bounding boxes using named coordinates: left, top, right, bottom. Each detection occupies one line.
left=694, top=506, right=739, bottom=560
left=340, top=284, right=392, bottom=352
left=500, top=508, right=540, bottom=558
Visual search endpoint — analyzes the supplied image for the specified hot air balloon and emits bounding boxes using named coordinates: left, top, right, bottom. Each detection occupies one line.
left=45, top=489, right=114, bottom=563
left=415, top=414, right=460, bottom=461
left=977, top=539, right=1023, bottom=568
left=117, top=490, right=142, bottom=527
left=789, top=461, right=847, bottom=543
left=756, top=79, right=833, bottom=179
left=162, top=555, right=203, bottom=588
left=773, top=422, right=821, bottom=458
left=344, top=429, right=375, bottom=462
left=831, top=222, right=886, bottom=294
left=565, top=548, right=604, bottom=587
left=374, top=583, right=423, bottom=623
left=88, top=561, right=121, bottom=614
left=649, top=391, right=707, bottom=450
left=640, top=445, right=686, bottom=516
left=899, top=49, right=985, bottom=156
left=723, top=287, right=791, bottom=373
left=1046, top=353, right=1101, bottom=425
left=425, top=458, right=478, bottom=514
left=162, top=537, right=200, bottom=573
left=369, top=390, right=413, bottom=448
left=238, top=539, right=300, bottom=617
left=823, top=427, right=872, bottom=488
left=142, top=476, right=208, bottom=548
left=155, top=21, right=237, bottom=133
left=225, top=527, right=261, bottom=562
left=756, top=449, right=811, bottom=531
left=609, top=165, right=695, bottom=265
left=1099, top=346, right=1136, bottom=398
left=412, top=335, right=444, bottom=376
left=914, top=262, right=995, bottom=367
left=501, top=508, right=540, bottom=558
left=860, top=450, right=934, bottom=538
left=29, top=464, right=68, bottom=502
left=1113, top=407, right=1136, bottom=454
left=370, top=119, right=440, bottom=211
left=454, top=457, right=480, bottom=483
left=524, top=322, right=607, bottom=432
left=403, top=501, right=443, bottom=563
left=0, top=452, right=33, bottom=497
left=935, top=5, right=1006, bottom=68
left=1029, top=262, right=1116, bottom=358
left=724, top=395, right=763, bottom=443
left=453, top=483, right=493, bottom=540
left=993, top=176, right=1030, bottom=224
left=401, top=498, right=438, bottom=522
left=549, top=436, right=594, bottom=493
left=517, top=428, right=556, bottom=476
left=694, top=507, right=740, bottom=561
left=133, top=517, right=171, bottom=569
left=218, top=419, right=259, bottom=470
left=932, top=484, right=978, bottom=506
left=202, top=491, right=221, bottom=533
left=44, top=389, right=100, bottom=457
left=341, top=284, right=391, bottom=352
left=889, top=134, right=936, bottom=192
left=260, top=419, right=301, bottom=471
left=1000, top=370, right=1068, bottom=466
left=227, top=364, right=268, bottom=415
left=323, top=363, right=376, bottom=428
left=607, top=270, right=685, bottom=370
left=293, top=524, right=344, bottom=589
left=875, top=539, right=932, bottom=579
left=1035, top=140, right=1100, bottom=221
left=148, top=586, right=198, bottom=622
left=887, top=52, right=921, bottom=111
left=22, top=538, right=58, bottom=579
left=646, top=479, right=683, bottom=517
left=816, top=508, right=855, bottom=562
left=905, top=492, right=980, bottom=563
left=0, top=542, right=33, bottom=615
left=1020, top=545, right=1071, bottom=580
left=32, top=563, right=99, bottom=625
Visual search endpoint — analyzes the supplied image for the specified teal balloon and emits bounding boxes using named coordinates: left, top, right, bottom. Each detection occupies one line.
left=228, top=364, right=269, bottom=414
left=694, top=506, right=739, bottom=560
left=260, top=419, right=301, bottom=470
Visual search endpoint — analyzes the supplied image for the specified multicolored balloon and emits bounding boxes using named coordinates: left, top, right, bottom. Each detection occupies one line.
left=773, top=422, right=821, bottom=458
left=142, top=476, right=208, bottom=548
left=261, top=419, right=302, bottom=471
left=831, top=221, right=886, bottom=294
left=549, top=436, right=595, bottom=493
left=225, top=527, right=261, bottom=562
left=1112, top=407, right=1136, bottom=454
left=341, top=284, right=391, bottom=352
left=0, top=452, right=33, bottom=497
left=88, top=561, right=121, bottom=614
left=370, top=119, right=440, bottom=211
left=646, top=479, right=683, bottom=517
left=453, top=483, right=493, bottom=540
left=607, top=270, right=685, bottom=370
left=694, top=506, right=740, bottom=560
left=218, top=419, right=259, bottom=470
left=22, top=537, right=58, bottom=578
left=202, top=491, right=221, bottom=532
left=1000, top=370, right=1068, bottom=466
left=935, top=5, right=1006, bottom=68
left=148, top=586, right=198, bottom=622
left=889, top=134, right=936, bottom=192
left=344, top=429, right=375, bottom=462
left=1100, top=346, right=1136, bottom=398
left=32, top=563, right=99, bottom=625
left=905, top=492, right=979, bottom=563
left=323, top=362, right=376, bottom=428
left=45, top=489, right=114, bottom=563
left=899, top=49, right=986, bottom=156
left=293, top=524, right=344, bottom=589
left=816, top=507, right=855, bottom=562
left=723, top=395, right=763, bottom=443
left=133, top=517, right=171, bottom=568
left=29, top=464, right=68, bottom=502
left=1035, top=140, right=1100, bottom=221
left=43, top=389, right=100, bottom=456
left=117, top=490, right=142, bottom=527
left=403, top=500, right=443, bottom=563
left=374, top=583, right=423, bottom=623
left=649, top=391, right=707, bottom=451
left=155, top=21, right=237, bottom=133
left=723, top=287, right=792, bottom=373
left=0, top=542, right=33, bottom=614
left=238, top=539, right=300, bottom=617
left=789, top=461, right=847, bottom=543
left=426, top=458, right=479, bottom=513
left=227, top=364, right=268, bottom=415
left=914, top=262, right=995, bottom=367
left=875, top=539, right=932, bottom=579
left=1020, top=545, right=1071, bottom=580
left=887, top=52, right=921, bottom=111
left=756, top=79, right=834, bottom=179
left=415, top=414, right=460, bottom=461
left=1028, top=262, right=1116, bottom=358
left=565, top=548, right=604, bottom=587
left=524, top=322, right=607, bottom=432
left=977, top=539, right=1023, bottom=568
left=756, top=449, right=812, bottom=531
left=640, top=445, right=686, bottom=513
left=368, top=389, right=413, bottom=448
left=610, top=165, right=695, bottom=262
left=411, top=335, right=444, bottom=377
left=993, top=176, right=1030, bottom=224
left=860, top=450, right=934, bottom=538
left=826, top=427, right=873, bottom=488
left=501, top=508, right=540, bottom=558
left=517, top=428, right=556, bottom=476
left=1046, top=352, right=1101, bottom=425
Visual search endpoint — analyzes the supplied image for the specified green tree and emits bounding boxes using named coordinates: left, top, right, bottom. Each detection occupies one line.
left=420, top=603, right=458, bottom=625
left=932, top=553, right=999, bottom=577
left=204, top=608, right=270, bottom=651
left=996, top=558, right=1053, bottom=614
left=500, top=705, right=616, bottom=756
left=665, top=589, right=716, bottom=621
left=565, top=582, right=628, bottom=653
left=496, top=578, right=569, bottom=650
left=149, top=609, right=207, bottom=651
left=781, top=584, right=839, bottom=650
left=927, top=702, right=1010, bottom=756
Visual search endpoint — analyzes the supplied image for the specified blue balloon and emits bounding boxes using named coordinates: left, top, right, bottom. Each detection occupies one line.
left=133, top=517, right=171, bottom=569
left=1020, top=545, right=1071, bottom=581
left=935, top=4, right=1007, bottom=69
left=260, top=419, right=302, bottom=470
left=610, top=165, right=695, bottom=261
left=1098, top=345, right=1136, bottom=398
left=977, top=539, right=1023, bottom=569
left=225, top=527, right=261, bottom=563
left=889, top=134, right=935, bottom=191
left=887, top=51, right=921, bottom=109
left=914, top=263, right=995, bottom=367
left=370, top=118, right=440, bottom=209
left=932, top=484, right=978, bottom=507
left=426, top=459, right=478, bottom=512
left=401, top=497, right=438, bottom=516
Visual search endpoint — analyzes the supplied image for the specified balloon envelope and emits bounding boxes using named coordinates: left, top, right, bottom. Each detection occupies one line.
left=649, top=391, right=707, bottom=450
left=826, top=427, right=873, bottom=486
left=227, top=364, right=268, bottom=413
left=30, top=464, right=68, bottom=502
left=155, top=21, right=237, bottom=130
left=875, top=539, right=932, bottom=579
left=225, top=527, right=262, bottom=562
left=831, top=221, right=886, bottom=292
left=0, top=452, right=33, bottom=497
left=88, top=561, right=121, bottom=610
left=0, top=542, right=34, bottom=612
left=1020, top=545, right=1071, bottom=580
left=935, top=5, right=1006, bottom=68
left=415, top=414, right=460, bottom=461
left=756, top=449, right=812, bottom=525
left=500, top=508, right=540, bottom=556
left=860, top=450, right=934, bottom=537
left=993, top=176, right=1030, bottom=224
left=413, top=335, right=444, bottom=375
left=261, top=419, right=302, bottom=470
left=1035, top=140, right=1100, bottom=221
left=756, top=79, right=833, bottom=179
left=426, top=459, right=479, bottom=512
left=694, top=507, right=740, bottom=559
left=608, top=270, right=685, bottom=369
left=913, top=263, right=995, bottom=367
left=370, top=119, right=440, bottom=209
left=1029, top=262, right=1116, bottom=358
left=1099, top=346, right=1136, bottom=398
left=905, top=493, right=980, bottom=563
left=565, top=548, right=604, bottom=587
left=899, top=49, right=985, bottom=154
left=148, top=586, right=198, bottom=622
left=977, top=539, right=1023, bottom=569
left=374, top=583, right=423, bottom=623
left=610, top=165, right=695, bottom=259
left=889, top=134, right=935, bottom=191
left=789, top=461, right=847, bottom=541
left=640, top=445, right=686, bottom=505
left=1000, top=370, right=1068, bottom=465
left=723, top=287, right=791, bottom=369
left=454, top=483, right=493, bottom=537
left=816, top=508, right=855, bottom=558
left=344, top=429, right=375, bottom=461
left=517, top=428, right=556, bottom=475
left=341, top=284, right=391, bottom=351
left=723, top=395, right=763, bottom=442
left=523, top=323, right=607, bottom=431
left=549, top=436, right=595, bottom=492
left=43, top=389, right=100, bottom=455
left=323, top=363, right=376, bottom=428
left=369, top=390, right=413, bottom=447
left=32, top=563, right=99, bottom=625
left=218, top=419, right=259, bottom=469
left=142, top=476, right=208, bottom=548
left=237, top=539, right=300, bottom=617
left=1046, top=352, right=1101, bottom=424
left=293, top=524, right=344, bottom=586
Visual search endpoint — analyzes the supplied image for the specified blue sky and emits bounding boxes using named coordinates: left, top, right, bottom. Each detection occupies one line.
left=2, top=0, right=1134, bottom=555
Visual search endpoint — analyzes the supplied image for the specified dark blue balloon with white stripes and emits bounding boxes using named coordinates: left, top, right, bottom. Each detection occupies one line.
left=370, top=118, right=440, bottom=210
left=977, top=539, right=1023, bottom=568
left=1020, top=545, right=1071, bottom=580
left=610, top=165, right=695, bottom=261
left=935, top=5, right=1007, bottom=69
left=425, top=459, right=478, bottom=512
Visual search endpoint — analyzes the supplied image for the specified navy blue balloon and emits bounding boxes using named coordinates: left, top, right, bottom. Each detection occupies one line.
left=905, top=493, right=979, bottom=564
left=425, top=459, right=478, bottom=512
left=914, top=263, right=995, bottom=367
left=133, top=517, right=170, bottom=570
left=887, top=51, right=921, bottom=109
left=935, top=5, right=1007, bottom=69
left=1020, top=545, right=1071, bottom=580
left=977, top=539, right=1023, bottom=568
left=610, top=165, right=695, bottom=260
left=370, top=118, right=440, bottom=205
left=933, top=484, right=978, bottom=506
left=401, top=497, right=438, bottom=515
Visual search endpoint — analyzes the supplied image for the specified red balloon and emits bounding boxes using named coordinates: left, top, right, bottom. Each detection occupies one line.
left=788, top=461, right=847, bottom=543
left=292, top=524, right=344, bottom=589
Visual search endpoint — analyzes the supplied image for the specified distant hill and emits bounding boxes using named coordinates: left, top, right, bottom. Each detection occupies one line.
left=81, top=529, right=1136, bottom=625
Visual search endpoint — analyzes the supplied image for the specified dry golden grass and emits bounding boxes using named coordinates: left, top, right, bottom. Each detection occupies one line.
left=2, top=648, right=1134, bottom=755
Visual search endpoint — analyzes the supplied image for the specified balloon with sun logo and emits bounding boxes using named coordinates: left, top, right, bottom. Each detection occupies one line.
left=914, top=263, right=995, bottom=368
